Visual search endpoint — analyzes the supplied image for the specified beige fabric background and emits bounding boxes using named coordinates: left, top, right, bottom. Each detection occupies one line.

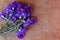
left=0, top=0, right=60, bottom=40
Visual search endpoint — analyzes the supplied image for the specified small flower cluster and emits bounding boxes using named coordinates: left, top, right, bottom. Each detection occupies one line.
left=0, top=1, right=36, bottom=39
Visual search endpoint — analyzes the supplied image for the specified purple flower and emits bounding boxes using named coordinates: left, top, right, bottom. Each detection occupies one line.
left=23, top=4, right=32, bottom=12
left=0, top=1, right=36, bottom=39
left=23, top=18, right=31, bottom=28
left=17, top=28, right=26, bottom=38
left=9, top=1, right=21, bottom=11
left=30, top=18, right=36, bottom=25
